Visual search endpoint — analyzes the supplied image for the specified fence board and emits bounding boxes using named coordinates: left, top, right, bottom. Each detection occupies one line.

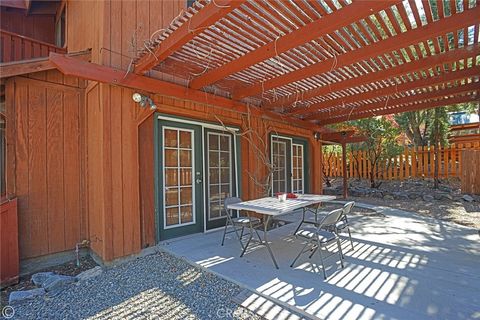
left=323, top=144, right=479, bottom=181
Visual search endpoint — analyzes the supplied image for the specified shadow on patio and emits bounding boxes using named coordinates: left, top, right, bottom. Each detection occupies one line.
left=163, top=204, right=480, bottom=320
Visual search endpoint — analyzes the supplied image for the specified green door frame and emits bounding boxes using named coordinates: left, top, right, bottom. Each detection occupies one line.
left=204, top=128, right=238, bottom=230
left=155, top=119, right=204, bottom=240
left=270, top=133, right=310, bottom=194
left=154, top=113, right=242, bottom=241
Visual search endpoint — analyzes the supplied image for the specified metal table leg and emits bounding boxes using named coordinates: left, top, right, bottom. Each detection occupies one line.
left=263, top=215, right=279, bottom=269
left=239, top=213, right=279, bottom=269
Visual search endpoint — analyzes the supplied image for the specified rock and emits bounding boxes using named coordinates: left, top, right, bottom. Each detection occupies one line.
left=76, top=266, right=103, bottom=282
left=408, top=193, right=421, bottom=200
left=422, top=195, right=434, bottom=202
left=441, top=194, right=453, bottom=201
left=31, top=272, right=55, bottom=287
left=462, top=195, right=474, bottom=202
left=383, top=194, right=394, bottom=200
left=392, top=192, right=409, bottom=200
left=42, top=274, right=76, bottom=294
left=9, top=288, right=46, bottom=304
left=372, top=190, right=384, bottom=198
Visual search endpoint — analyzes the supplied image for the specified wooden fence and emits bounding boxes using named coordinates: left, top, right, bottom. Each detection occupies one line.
left=461, top=150, right=480, bottom=195
left=323, top=142, right=480, bottom=180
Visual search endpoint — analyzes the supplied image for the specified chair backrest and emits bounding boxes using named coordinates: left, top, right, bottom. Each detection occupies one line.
left=223, top=197, right=242, bottom=219
left=319, top=208, right=343, bottom=229
left=343, top=201, right=355, bottom=215
left=223, top=197, right=242, bottom=211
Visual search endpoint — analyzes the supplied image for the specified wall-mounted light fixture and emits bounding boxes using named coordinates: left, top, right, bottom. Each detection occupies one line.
left=314, top=131, right=321, bottom=141
left=132, top=93, right=157, bottom=110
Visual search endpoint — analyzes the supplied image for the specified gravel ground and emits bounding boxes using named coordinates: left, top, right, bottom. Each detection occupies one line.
left=326, top=178, right=480, bottom=229
left=7, top=251, right=261, bottom=320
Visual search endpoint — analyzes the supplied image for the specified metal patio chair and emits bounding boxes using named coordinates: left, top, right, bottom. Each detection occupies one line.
left=291, top=208, right=345, bottom=279
left=221, top=197, right=262, bottom=250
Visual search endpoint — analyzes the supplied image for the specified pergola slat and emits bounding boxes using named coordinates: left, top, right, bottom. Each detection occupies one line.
left=233, top=6, right=480, bottom=99
left=133, top=0, right=244, bottom=74
left=189, top=1, right=395, bottom=89
left=268, top=44, right=480, bottom=109
left=298, top=65, right=480, bottom=118
left=313, top=82, right=479, bottom=122
left=319, top=93, right=479, bottom=125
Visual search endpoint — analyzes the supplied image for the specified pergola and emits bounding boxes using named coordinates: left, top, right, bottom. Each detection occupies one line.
left=129, top=0, right=479, bottom=127
left=46, top=0, right=479, bottom=198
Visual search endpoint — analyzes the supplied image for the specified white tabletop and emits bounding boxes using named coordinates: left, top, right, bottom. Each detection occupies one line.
left=226, top=194, right=336, bottom=216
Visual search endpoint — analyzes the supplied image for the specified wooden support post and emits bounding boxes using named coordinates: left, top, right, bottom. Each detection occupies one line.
left=342, top=142, right=348, bottom=199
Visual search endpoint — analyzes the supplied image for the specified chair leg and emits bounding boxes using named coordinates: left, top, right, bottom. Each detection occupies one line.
left=337, top=238, right=344, bottom=268
left=347, top=226, right=354, bottom=251
left=293, top=209, right=306, bottom=235
left=308, top=245, right=318, bottom=259
left=240, top=232, right=253, bottom=258
left=290, top=241, right=310, bottom=268
left=316, top=241, right=327, bottom=280
left=221, top=223, right=229, bottom=246
left=240, top=226, right=245, bottom=239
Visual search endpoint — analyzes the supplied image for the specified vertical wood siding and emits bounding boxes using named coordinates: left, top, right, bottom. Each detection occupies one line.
left=0, top=7, right=56, bottom=44
left=6, top=71, right=86, bottom=259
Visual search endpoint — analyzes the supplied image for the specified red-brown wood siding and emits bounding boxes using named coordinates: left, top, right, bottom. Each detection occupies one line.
left=0, top=7, right=56, bottom=44
left=5, top=71, right=87, bottom=259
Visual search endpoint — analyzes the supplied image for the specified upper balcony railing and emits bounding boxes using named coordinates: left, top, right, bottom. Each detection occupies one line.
left=0, top=29, right=66, bottom=63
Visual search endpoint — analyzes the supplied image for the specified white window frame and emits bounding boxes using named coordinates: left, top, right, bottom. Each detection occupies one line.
left=292, top=143, right=305, bottom=194
left=162, top=126, right=196, bottom=230
left=206, top=131, right=233, bottom=221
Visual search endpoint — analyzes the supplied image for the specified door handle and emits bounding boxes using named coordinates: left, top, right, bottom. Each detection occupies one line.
left=196, top=179, right=202, bottom=184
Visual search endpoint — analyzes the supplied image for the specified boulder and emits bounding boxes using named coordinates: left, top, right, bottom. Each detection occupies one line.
left=383, top=194, right=394, bottom=200
left=408, top=193, right=421, bottom=200
left=31, top=272, right=55, bottom=286
left=392, top=192, right=409, bottom=200
left=9, top=288, right=46, bottom=304
left=422, top=195, right=434, bottom=202
left=462, top=195, right=474, bottom=202
left=42, top=274, right=77, bottom=294
left=441, top=194, right=453, bottom=201
left=76, top=266, right=103, bottom=282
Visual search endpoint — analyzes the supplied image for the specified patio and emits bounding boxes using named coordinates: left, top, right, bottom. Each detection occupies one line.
left=162, top=202, right=480, bottom=320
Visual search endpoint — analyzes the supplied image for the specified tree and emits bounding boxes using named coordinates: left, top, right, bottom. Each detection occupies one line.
left=347, top=117, right=402, bottom=188
left=429, top=107, right=450, bottom=188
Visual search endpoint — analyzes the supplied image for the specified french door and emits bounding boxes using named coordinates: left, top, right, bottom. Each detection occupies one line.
left=157, top=119, right=238, bottom=239
left=271, top=135, right=307, bottom=195
left=158, top=121, right=203, bottom=240
left=205, top=130, right=236, bottom=230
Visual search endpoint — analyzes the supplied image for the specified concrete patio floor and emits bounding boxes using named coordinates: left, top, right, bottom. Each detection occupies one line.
left=161, top=203, right=480, bottom=320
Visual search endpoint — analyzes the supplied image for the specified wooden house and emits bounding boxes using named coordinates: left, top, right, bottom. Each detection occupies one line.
left=1, top=0, right=478, bottom=267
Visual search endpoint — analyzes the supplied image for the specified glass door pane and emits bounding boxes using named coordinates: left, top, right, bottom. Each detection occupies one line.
left=207, top=132, right=232, bottom=224
left=292, top=144, right=304, bottom=194
left=163, top=127, right=195, bottom=228
left=272, top=140, right=288, bottom=194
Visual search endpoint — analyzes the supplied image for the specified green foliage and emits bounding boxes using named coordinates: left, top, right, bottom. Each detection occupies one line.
left=394, top=102, right=479, bottom=147
left=347, top=117, right=402, bottom=187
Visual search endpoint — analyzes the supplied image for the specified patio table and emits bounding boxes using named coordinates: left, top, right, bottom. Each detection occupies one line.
left=226, top=194, right=336, bottom=269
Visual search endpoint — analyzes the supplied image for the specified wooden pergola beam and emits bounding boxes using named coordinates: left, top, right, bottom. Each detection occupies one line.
left=318, top=92, right=479, bottom=125
left=299, top=65, right=480, bottom=118
left=312, top=82, right=480, bottom=121
left=49, top=53, right=326, bottom=133
left=268, top=44, right=480, bottom=109
left=450, top=122, right=480, bottom=131
left=189, top=1, right=395, bottom=90
left=0, top=50, right=91, bottom=78
left=133, top=0, right=244, bottom=74
left=233, top=6, right=480, bottom=100
left=320, top=130, right=355, bottom=142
